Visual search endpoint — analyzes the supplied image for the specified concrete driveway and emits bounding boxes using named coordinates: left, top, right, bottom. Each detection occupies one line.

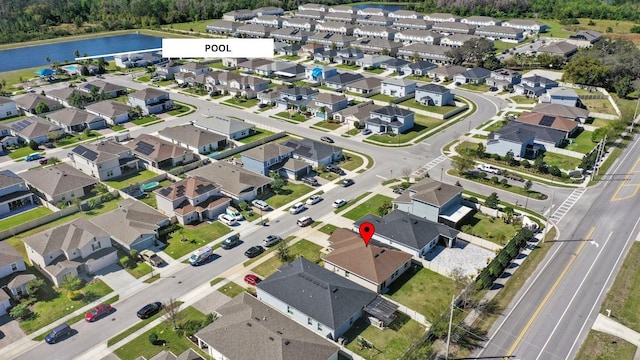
left=0, top=315, right=25, bottom=348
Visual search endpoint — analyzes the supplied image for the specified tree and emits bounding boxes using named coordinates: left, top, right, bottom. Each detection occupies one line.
left=28, top=140, right=39, bottom=151
left=35, top=102, right=50, bottom=114
left=449, top=267, right=474, bottom=308
left=476, top=143, right=485, bottom=158
left=164, top=297, right=182, bottom=330
left=276, top=241, right=290, bottom=262
left=503, top=206, right=515, bottom=224
left=74, top=49, right=80, bottom=58
left=9, top=303, right=32, bottom=320
left=534, top=156, right=547, bottom=173
left=548, top=165, right=562, bottom=177
left=61, top=274, right=83, bottom=291
left=48, top=156, right=60, bottom=165
left=26, top=278, right=46, bottom=299
left=504, top=150, right=515, bottom=166
left=562, top=57, right=609, bottom=87
left=45, top=56, right=51, bottom=66
left=148, top=332, right=159, bottom=345
left=238, top=201, right=249, bottom=212
left=271, top=178, right=285, bottom=193
left=485, top=192, right=500, bottom=209
left=97, top=57, right=107, bottom=74
left=451, top=155, right=475, bottom=175
left=524, top=180, right=533, bottom=192
left=377, top=200, right=393, bottom=216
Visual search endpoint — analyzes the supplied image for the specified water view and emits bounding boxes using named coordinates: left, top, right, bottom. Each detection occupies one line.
left=0, top=33, right=163, bottom=73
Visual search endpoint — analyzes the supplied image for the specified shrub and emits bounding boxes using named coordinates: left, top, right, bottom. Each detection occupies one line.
left=67, top=290, right=84, bottom=301
left=9, top=303, right=32, bottom=320
left=148, top=333, right=159, bottom=345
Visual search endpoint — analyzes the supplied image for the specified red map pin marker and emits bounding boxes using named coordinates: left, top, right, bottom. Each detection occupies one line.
left=359, top=222, right=375, bottom=247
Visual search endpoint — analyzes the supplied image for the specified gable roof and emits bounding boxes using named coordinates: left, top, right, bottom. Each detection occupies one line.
left=280, top=138, right=341, bottom=162
left=334, top=101, right=381, bottom=120
left=6, top=116, right=62, bottom=140
left=538, top=41, right=577, bottom=56
left=20, top=164, right=97, bottom=198
left=14, top=93, right=61, bottom=110
left=372, top=106, right=413, bottom=117
left=417, top=83, right=450, bottom=94
left=0, top=169, right=25, bottom=189
left=492, top=121, right=565, bottom=144
left=403, top=60, right=437, bottom=70
left=158, top=124, right=226, bottom=148
left=382, top=78, right=416, bottom=87
left=71, top=139, right=131, bottom=165
left=0, top=240, right=24, bottom=267
left=393, top=177, right=462, bottom=207
left=194, top=116, right=255, bottom=135
left=129, top=87, right=169, bottom=100
left=514, top=111, right=578, bottom=132
left=257, top=257, right=378, bottom=329
left=314, top=93, right=347, bottom=104
left=155, top=176, right=220, bottom=201
left=281, top=87, right=319, bottom=97
left=47, top=88, right=87, bottom=102
left=345, top=77, right=382, bottom=90
left=242, top=143, right=294, bottom=162
left=23, top=217, right=109, bottom=256
left=47, top=108, right=100, bottom=126
left=126, top=134, right=192, bottom=162
left=457, top=67, right=491, bottom=80
left=548, top=87, right=579, bottom=98
left=354, top=210, right=460, bottom=251
left=196, top=293, right=339, bottom=360
left=91, top=199, right=168, bottom=247
left=522, top=75, right=557, bottom=86
left=186, top=162, right=273, bottom=198
left=78, top=80, right=125, bottom=94
left=323, top=228, right=413, bottom=284
left=531, top=103, right=589, bottom=120
left=428, top=65, right=467, bottom=77
left=323, top=72, right=363, bottom=85
left=85, top=100, right=133, bottom=118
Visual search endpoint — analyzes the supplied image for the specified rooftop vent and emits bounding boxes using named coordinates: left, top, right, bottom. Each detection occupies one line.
left=246, top=323, right=252, bottom=327
left=269, top=337, right=275, bottom=341
left=285, top=340, right=291, bottom=345
left=277, top=330, right=283, bottom=335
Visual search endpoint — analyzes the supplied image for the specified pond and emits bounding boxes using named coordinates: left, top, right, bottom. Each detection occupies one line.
left=0, top=33, right=162, bottom=73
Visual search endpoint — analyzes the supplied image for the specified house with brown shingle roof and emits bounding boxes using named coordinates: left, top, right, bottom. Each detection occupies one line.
left=186, top=162, right=273, bottom=203
left=323, top=228, right=413, bottom=293
left=20, top=164, right=98, bottom=204
left=158, top=124, right=227, bottom=155
left=514, top=111, right=580, bottom=137
left=46, top=108, right=106, bottom=132
left=241, top=143, right=299, bottom=176
left=128, top=88, right=174, bottom=115
left=155, top=176, right=230, bottom=225
left=14, top=93, right=64, bottom=114
left=126, top=134, right=196, bottom=170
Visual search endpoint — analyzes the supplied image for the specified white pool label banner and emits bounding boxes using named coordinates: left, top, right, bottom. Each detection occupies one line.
left=162, top=38, right=274, bottom=58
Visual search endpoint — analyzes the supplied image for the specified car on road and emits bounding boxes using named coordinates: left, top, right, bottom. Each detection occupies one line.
left=39, top=158, right=48, bottom=165
left=151, top=77, right=160, bottom=82
left=342, top=179, right=355, bottom=187
left=85, top=304, right=113, bottom=322
left=25, top=153, right=42, bottom=162
left=297, top=216, right=313, bottom=227
left=489, top=86, right=499, bottom=92
left=140, top=250, right=163, bottom=267
left=244, top=274, right=261, bottom=286
left=320, top=136, right=334, bottom=143
left=361, top=128, right=372, bottom=135
left=252, top=199, right=271, bottom=211
left=45, top=323, right=72, bottom=344
left=306, top=195, right=322, bottom=205
left=333, top=199, right=347, bottom=208
left=262, top=235, right=282, bottom=247
left=455, top=82, right=462, bottom=86
left=221, top=234, right=240, bottom=250
left=289, top=202, right=306, bottom=215
left=244, top=246, right=264, bottom=258
left=189, top=246, right=214, bottom=266
left=137, top=302, right=162, bottom=319
left=218, top=213, right=237, bottom=226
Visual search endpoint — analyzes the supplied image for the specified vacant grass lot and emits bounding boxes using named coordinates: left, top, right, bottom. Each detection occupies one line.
left=252, top=240, right=323, bottom=278
left=237, top=129, right=276, bottom=144
left=539, top=19, right=575, bottom=38
left=163, top=222, right=231, bottom=259
left=166, top=21, right=209, bottom=33
left=104, top=170, right=158, bottom=189
left=343, top=194, right=393, bottom=221
left=543, top=152, right=582, bottom=171
left=582, top=97, right=617, bottom=116
left=370, top=93, right=395, bottom=102
left=510, top=95, right=538, bottom=104
left=344, top=314, right=425, bottom=360
left=263, top=183, right=313, bottom=209
left=0, top=207, right=52, bottom=231
left=566, top=130, right=596, bottom=154
left=575, top=330, right=636, bottom=360
left=600, top=243, right=640, bottom=333
left=460, top=211, right=518, bottom=246
left=367, top=115, right=443, bottom=144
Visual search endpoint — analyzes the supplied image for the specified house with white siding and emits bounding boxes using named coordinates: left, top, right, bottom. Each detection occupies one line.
left=381, top=78, right=416, bottom=97
left=353, top=25, right=396, bottom=40
left=155, top=176, right=230, bottom=225
left=394, top=29, right=442, bottom=44
left=0, top=98, right=19, bottom=120
left=425, top=13, right=461, bottom=23
left=475, top=25, right=524, bottom=43
left=502, top=19, right=549, bottom=34
left=461, top=16, right=502, bottom=27
left=69, top=140, right=139, bottom=181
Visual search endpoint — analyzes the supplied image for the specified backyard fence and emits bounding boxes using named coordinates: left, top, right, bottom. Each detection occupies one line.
left=210, top=132, right=287, bottom=160
left=0, top=205, right=80, bottom=240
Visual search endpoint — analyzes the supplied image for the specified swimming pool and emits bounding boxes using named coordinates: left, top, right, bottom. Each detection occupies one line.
left=61, top=64, right=79, bottom=75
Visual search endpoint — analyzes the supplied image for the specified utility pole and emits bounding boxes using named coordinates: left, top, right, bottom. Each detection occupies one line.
left=594, top=136, right=606, bottom=177
left=445, top=295, right=455, bottom=360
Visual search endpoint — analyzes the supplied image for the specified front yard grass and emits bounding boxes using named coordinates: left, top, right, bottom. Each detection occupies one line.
left=103, top=170, right=158, bottom=189
left=367, top=115, right=443, bottom=144
left=274, top=111, right=308, bottom=122
left=343, top=194, right=393, bottom=221
left=365, top=67, right=385, bottom=74
left=262, top=183, right=314, bottom=209
left=166, top=103, right=192, bottom=116
left=576, top=331, right=636, bottom=360
left=566, top=130, right=596, bottom=154
left=510, top=95, right=538, bottom=104
left=344, top=315, right=425, bottom=360
left=56, top=131, right=103, bottom=147
left=459, top=211, right=518, bottom=246
left=113, top=306, right=209, bottom=360
left=543, top=152, right=582, bottom=171
left=340, top=152, right=364, bottom=171
left=335, top=192, right=371, bottom=214
left=399, top=99, right=461, bottom=115
left=9, top=147, right=42, bottom=160
left=385, top=267, right=457, bottom=322
left=458, top=83, right=490, bottom=92
left=19, top=279, right=113, bottom=334
left=318, top=223, right=339, bottom=235
left=132, top=115, right=161, bottom=126
left=237, top=129, right=276, bottom=144
left=336, top=63, right=361, bottom=70
left=163, top=222, right=232, bottom=259
left=483, top=120, right=506, bottom=133
left=252, top=240, right=323, bottom=278
left=313, top=120, right=343, bottom=130
left=222, top=98, right=259, bottom=108
left=599, top=242, right=640, bottom=333
left=0, top=207, right=52, bottom=231
left=217, top=282, right=246, bottom=298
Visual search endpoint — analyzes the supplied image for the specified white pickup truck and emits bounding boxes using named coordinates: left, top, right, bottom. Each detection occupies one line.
left=478, top=164, right=501, bottom=175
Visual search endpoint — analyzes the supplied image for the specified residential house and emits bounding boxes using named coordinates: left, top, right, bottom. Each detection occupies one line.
left=46, top=108, right=106, bottom=132
left=126, top=134, right=195, bottom=169
left=222, top=9, right=257, bottom=21
left=380, top=58, right=411, bottom=73
left=309, top=93, right=348, bottom=119
left=415, top=83, right=455, bottom=106
left=85, top=100, right=134, bottom=126
left=252, top=15, right=283, bottom=28
left=324, top=12, right=357, bottom=23
left=205, top=20, right=238, bottom=35
left=392, top=177, right=473, bottom=228
left=0, top=241, right=35, bottom=315
left=221, top=57, right=246, bottom=69
left=531, top=103, right=590, bottom=123
left=14, top=93, right=63, bottom=114
left=271, top=28, right=311, bottom=43
left=461, top=16, right=502, bottom=27
left=282, top=18, right=317, bottom=31
left=186, top=162, right=273, bottom=203
left=275, top=42, right=302, bottom=56
left=195, top=293, right=340, bottom=360
left=241, top=143, right=296, bottom=176
left=0, top=98, right=19, bottom=120
left=329, top=5, right=355, bottom=14
left=20, top=164, right=97, bottom=205
left=135, top=349, right=203, bottom=360
left=323, top=228, right=413, bottom=293
left=400, top=61, right=438, bottom=76
left=356, top=8, right=388, bottom=17
left=389, top=10, right=422, bottom=19
left=298, top=3, right=328, bottom=12
left=315, top=22, right=354, bottom=35
left=355, top=55, right=394, bottom=70
left=354, top=210, right=460, bottom=257
left=77, top=80, right=126, bottom=99
left=344, top=77, right=382, bottom=95
left=294, top=11, right=324, bottom=20
left=308, top=33, right=355, bottom=49
left=0, top=124, right=18, bottom=150
left=213, top=72, right=270, bottom=98
left=91, top=198, right=171, bottom=252
left=567, top=30, right=603, bottom=47
left=352, top=38, right=402, bottom=56
left=69, top=140, right=139, bottom=181
left=253, top=61, right=305, bottom=78
left=502, top=19, right=549, bottom=34
left=487, top=122, right=545, bottom=157
left=392, top=18, right=434, bottom=31
left=173, top=62, right=212, bottom=85
left=541, top=87, right=581, bottom=107
left=486, top=69, right=522, bottom=90
left=0, top=169, right=37, bottom=218
left=313, top=49, right=338, bottom=63
left=235, top=24, right=272, bottom=38
left=397, top=43, right=451, bottom=63
left=299, top=43, right=326, bottom=59
left=257, top=257, right=393, bottom=340
left=537, top=41, right=578, bottom=58
left=426, top=65, right=467, bottom=80
left=23, top=217, right=118, bottom=287
left=356, top=15, right=393, bottom=27
left=453, top=67, right=492, bottom=85
left=380, top=78, right=416, bottom=97
left=353, top=25, right=396, bottom=40
left=432, top=22, right=475, bottom=35
left=158, top=124, right=227, bottom=155
left=128, top=88, right=174, bottom=115
left=322, top=72, right=364, bottom=90
left=332, top=101, right=381, bottom=126
left=280, top=138, right=343, bottom=167
left=514, top=111, right=580, bottom=138
left=424, top=13, right=461, bottom=23
left=274, top=86, right=319, bottom=110
left=394, top=29, right=442, bottom=44
left=305, top=65, right=338, bottom=82
left=335, top=48, right=364, bottom=64
left=113, top=50, right=167, bottom=68
left=45, top=88, right=90, bottom=108
left=514, top=75, right=558, bottom=97
left=475, top=25, right=524, bottom=43
left=366, top=106, right=415, bottom=134
left=6, top=116, right=64, bottom=144
left=255, top=6, right=284, bottom=17
left=192, top=116, right=256, bottom=140
left=155, top=176, right=230, bottom=225
left=440, top=34, right=480, bottom=47
left=257, top=86, right=288, bottom=105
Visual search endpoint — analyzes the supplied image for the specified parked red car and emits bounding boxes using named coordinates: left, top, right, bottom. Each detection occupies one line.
left=84, top=304, right=113, bottom=322
left=244, top=274, right=261, bottom=286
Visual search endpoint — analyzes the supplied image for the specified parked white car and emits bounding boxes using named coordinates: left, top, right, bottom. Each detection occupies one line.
left=333, top=199, right=347, bottom=208
left=218, top=214, right=238, bottom=226
left=306, top=195, right=322, bottom=205
left=252, top=199, right=271, bottom=211
left=478, top=164, right=501, bottom=175
left=226, top=207, right=244, bottom=221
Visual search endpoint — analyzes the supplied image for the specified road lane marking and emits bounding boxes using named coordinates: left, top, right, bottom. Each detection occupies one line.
left=376, top=175, right=387, bottom=180
left=506, top=226, right=596, bottom=357
left=610, top=157, right=640, bottom=201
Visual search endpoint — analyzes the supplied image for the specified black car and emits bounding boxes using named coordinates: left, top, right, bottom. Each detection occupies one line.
left=326, top=165, right=345, bottom=175
left=137, top=302, right=162, bottom=319
left=221, top=234, right=240, bottom=250
left=342, top=179, right=355, bottom=187
left=320, top=136, right=334, bottom=143
left=244, top=246, right=265, bottom=258
left=393, top=187, right=405, bottom=194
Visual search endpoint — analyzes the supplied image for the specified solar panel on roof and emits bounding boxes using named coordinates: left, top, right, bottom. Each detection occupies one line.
left=539, top=115, right=555, bottom=127
left=135, top=141, right=155, bottom=156
left=74, top=145, right=98, bottom=161
left=12, top=119, right=32, bottom=131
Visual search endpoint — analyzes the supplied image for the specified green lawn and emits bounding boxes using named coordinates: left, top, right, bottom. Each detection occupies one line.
left=139, top=193, right=158, bottom=209
left=345, top=315, right=425, bottom=360
left=335, top=192, right=371, bottom=214
left=262, top=183, right=313, bottom=209
left=510, top=95, right=538, bottom=104
left=342, top=194, right=393, bottom=221
left=313, top=120, right=343, bottom=130
left=385, top=267, right=457, bottom=321
left=365, top=67, right=385, bottom=74
left=20, top=279, right=113, bottom=334
left=340, top=152, right=364, bottom=171
left=405, top=75, right=431, bottom=82
left=483, top=121, right=506, bottom=133
left=222, top=98, right=259, bottom=108
left=103, top=170, right=158, bottom=189
left=9, top=147, right=42, bottom=160
left=136, top=75, right=151, bottom=82
left=114, top=306, right=209, bottom=360
left=493, top=40, right=515, bottom=53
left=318, top=223, right=339, bottom=235
left=367, top=115, right=444, bottom=144
left=539, top=19, right=576, bottom=39
left=209, top=61, right=227, bottom=70
left=217, top=282, right=246, bottom=298
left=166, top=103, right=191, bottom=116
left=111, top=125, right=126, bottom=132
left=132, top=116, right=160, bottom=126
left=599, top=243, right=640, bottom=333
left=576, top=331, right=636, bottom=360
left=166, top=20, right=210, bottom=33
left=399, top=99, right=461, bottom=115
left=337, top=63, right=361, bottom=70
left=370, top=93, right=396, bottom=102
left=119, top=252, right=153, bottom=278
left=582, top=97, right=617, bottom=116
left=0, top=207, right=52, bottom=231
left=566, top=130, right=596, bottom=154
left=163, top=222, right=232, bottom=259
left=543, top=152, right=582, bottom=171
left=252, top=240, right=323, bottom=278
left=459, top=211, right=518, bottom=246
left=459, top=83, right=491, bottom=92
left=237, top=129, right=276, bottom=144
left=275, top=111, right=308, bottom=122
left=276, top=55, right=300, bottom=61
left=57, top=131, right=102, bottom=147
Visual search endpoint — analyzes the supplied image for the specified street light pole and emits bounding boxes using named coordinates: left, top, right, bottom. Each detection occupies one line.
left=543, top=191, right=555, bottom=243
left=525, top=191, right=530, bottom=210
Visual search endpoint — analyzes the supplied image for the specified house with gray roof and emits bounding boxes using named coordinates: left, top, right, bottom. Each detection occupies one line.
left=394, top=29, right=442, bottom=44
left=308, top=32, right=355, bottom=49
left=155, top=176, right=230, bottom=225
left=487, top=122, right=562, bottom=158
left=20, top=164, right=97, bottom=204
left=381, top=78, right=417, bottom=97
left=280, top=138, right=343, bottom=167
left=486, top=68, right=522, bottom=90
left=205, top=20, right=238, bottom=34
left=257, top=257, right=395, bottom=340
left=251, top=15, right=283, bottom=28
left=158, top=124, right=227, bottom=155
left=322, top=72, right=364, bottom=91
left=7, top=115, right=64, bottom=143
left=0, top=241, right=35, bottom=315
left=241, top=143, right=297, bottom=176
left=91, top=198, right=171, bottom=251
left=126, top=134, right=195, bottom=170
left=85, top=100, right=134, bottom=125
left=137, top=349, right=203, bottom=360
left=514, top=75, right=558, bottom=97
left=424, top=13, right=461, bottom=23
left=46, top=108, right=106, bottom=132
left=335, top=48, right=364, bottom=64
left=541, top=87, right=581, bottom=107
left=461, top=16, right=501, bottom=27
left=432, top=21, right=475, bottom=34
left=352, top=38, right=403, bottom=56
left=568, top=30, right=603, bottom=47
left=380, top=57, right=412, bottom=73
left=344, top=77, right=382, bottom=95
left=271, top=28, right=312, bottom=43
left=186, top=162, right=273, bottom=203
left=502, top=19, right=549, bottom=34
left=274, top=86, right=319, bottom=110
left=293, top=11, right=324, bottom=21
left=69, top=139, right=139, bottom=181
left=128, top=88, right=173, bottom=115
left=366, top=106, right=414, bottom=134
left=192, top=116, right=256, bottom=140
left=308, top=93, right=348, bottom=119
left=440, top=34, right=481, bottom=47
left=23, top=217, right=118, bottom=286
left=329, top=5, right=355, bottom=14
left=354, top=210, right=460, bottom=258
left=354, top=54, right=394, bottom=69
left=222, top=9, right=257, bottom=21
left=14, top=93, right=64, bottom=114
left=0, top=97, right=18, bottom=120
left=196, top=293, right=339, bottom=360
left=356, top=15, right=393, bottom=27
left=78, top=80, right=126, bottom=99
left=397, top=43, right=451, bottom=63
left=453, top=67, right=492, bottom=85
left=0, top=169, right=37, bottom=218
left=475, top=25, right=524, bottom=42
left=531, top=103, right=590, bottom=123
left=389, top=9, right=422, bottom=19
left=392, top=18, right=434, bottom=31
left=298, top=3, right=328, bottom=12
left=324, top=12, right=356, bottom=23
left=415, top=83, right=454, bottom=106
left=537, top=41, right=578, bottom=57
left=46, top=87, right=90, bottom=107
left=332, top=101, right=381, bottom=126
left=400, top=60, right=438, bottom=76
left=236, top=23, right=273, bottom=38
left=427, top=64, right=467, bottom=80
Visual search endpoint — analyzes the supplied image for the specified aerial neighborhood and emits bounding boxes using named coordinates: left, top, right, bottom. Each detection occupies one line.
left=0, top=1, right=638, bottom=360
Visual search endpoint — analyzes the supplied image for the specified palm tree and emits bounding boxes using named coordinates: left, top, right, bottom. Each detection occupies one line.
left=46, top=56, right=51, bottom=66
left=74, top=49, right=80, bottom=58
